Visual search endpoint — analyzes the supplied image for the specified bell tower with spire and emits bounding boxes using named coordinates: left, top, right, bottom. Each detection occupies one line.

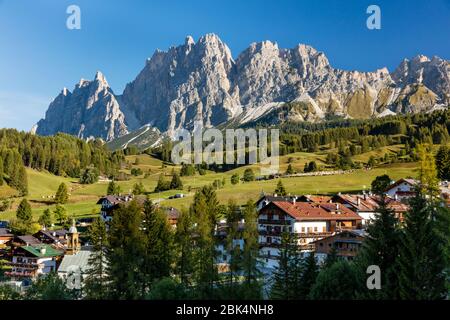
left=66, top=219, right=80, bottom=255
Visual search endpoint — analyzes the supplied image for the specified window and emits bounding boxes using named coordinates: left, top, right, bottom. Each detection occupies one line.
left=314, top=227, right=318, bottom=232
left=301, top=227, right=305, bottom=232
left=267, top=237, right=272, bottom=244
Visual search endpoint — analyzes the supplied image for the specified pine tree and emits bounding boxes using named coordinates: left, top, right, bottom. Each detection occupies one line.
left=16, top=163, right=28, bottom=196
left=397, top=145, right=447, bottom=300
left=107, top=200, right=146, bottom=299
left=274, top=180, right=287, bottom=196
left=38, top=209, right=53, bottom=228
left=154, top=174, right=169, bottom=192
left=241, top=200, right=262, bottom=298
left=323, top=246, right=338, bottom=269
left=170, top=171, right=183, bottom=190
left=190, top=186, right=219, bottom=299
left=270, top=233, right=302, bottom=299
left=297, top=252, right=318, bottom=299
left=84, top=218, right=109, bottom=299
left=106, top=180, right=121, bottom=195
left=286, top=164, right=294, bottom=175
left=225, top=201, right=242, bottom=289
left=175, top=209, right=195, bottom=286
left=132, top=181, right=146, bottom=195
left=435, top=146, right=450, bottom=180
left=16, top=198, right=32, bottom=224
left=357, top=194, right=401, bottom=299
left=55, top=183, right=69, bottom=204
left=141, top=198, right=174, bottom=292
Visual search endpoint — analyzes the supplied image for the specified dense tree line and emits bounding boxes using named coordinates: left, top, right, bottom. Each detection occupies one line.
left=0, top=129, right=124, bottom=187
left=81, top=187, right=262, bottom=300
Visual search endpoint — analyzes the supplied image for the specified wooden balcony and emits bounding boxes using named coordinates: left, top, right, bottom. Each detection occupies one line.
left=296, top=231, right=333, bottom=238
left=258, top=219, right=291, bottom=225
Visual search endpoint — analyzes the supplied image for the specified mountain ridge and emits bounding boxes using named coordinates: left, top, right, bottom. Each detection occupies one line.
left=35, top=33, right=450, bottom=141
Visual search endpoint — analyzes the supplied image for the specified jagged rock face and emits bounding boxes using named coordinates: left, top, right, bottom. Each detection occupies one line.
left=391, top=55, right=450, bottom=104
left=37, top=34, right=450, bottom=140
left=36, top=72, right=128, bottom=141
left=121, top=34, right=241, bottom=136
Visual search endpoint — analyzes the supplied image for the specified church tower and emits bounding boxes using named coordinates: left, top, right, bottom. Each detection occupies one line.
left=66, top=219, right=80, bottom=255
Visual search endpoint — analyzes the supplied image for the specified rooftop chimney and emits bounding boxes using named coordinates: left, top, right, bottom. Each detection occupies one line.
left=357, top=197, right=361, bottom=206
left=40, top=247, right=46, bottom=255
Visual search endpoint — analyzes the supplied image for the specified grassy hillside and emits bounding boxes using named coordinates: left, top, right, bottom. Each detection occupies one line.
left=0, top=147, right=419, bottom=222
left=162, top=162, right=418, bottom=210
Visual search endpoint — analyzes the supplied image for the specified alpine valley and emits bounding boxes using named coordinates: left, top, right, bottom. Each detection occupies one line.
left=34, top=34, right=450, bottom=146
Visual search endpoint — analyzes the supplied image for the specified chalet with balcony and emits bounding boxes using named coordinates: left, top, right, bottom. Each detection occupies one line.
left=97, top=195, right=136, bottom=222
left=332, top=193, right=409, bottom=226
left=385, top=178, right=418, bottom=201
left=258, top=200, right=362, bottom=269
left=313, top=229, right=367, bottom=263
left=5, top=244, right=63, bottom=280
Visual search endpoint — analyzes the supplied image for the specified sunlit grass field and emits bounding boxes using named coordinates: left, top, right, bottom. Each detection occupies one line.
left=0, top=148, right=419, bottom=222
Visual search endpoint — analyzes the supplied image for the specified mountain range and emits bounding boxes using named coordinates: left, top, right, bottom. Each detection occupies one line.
left=34, top=33, right=450, bottom=142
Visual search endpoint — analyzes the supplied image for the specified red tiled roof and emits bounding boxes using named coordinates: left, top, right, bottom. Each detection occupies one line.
left=303, top=195, right=332, bottom=203
left=271, top=201, right=362, bottom=221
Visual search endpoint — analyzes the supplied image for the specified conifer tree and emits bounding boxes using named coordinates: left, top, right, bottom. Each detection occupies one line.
left=154, top=174, right=170, bottom=192
left=84, top=218, right=109, bottom=299
left=55, top=183, right=69, bottom=204
left=106, top=180, right=121, bottom=195
left=175, top=209, right=195, bottom=286
left=225, top=201, right=241, bottom=288
left=270, top=233, right=302, bottom=299
left=298, top=252, right=318, bottom=299
left=397, top=145, right=448, bottom=300
left=323, top=246, right=338, bottom=269
left=274, top=180, right=287, bottom=196
left=241, top=200, right=262, bottom=298
left=141, top=198, right=174, bottom=291
left=107, top=200, right=146, bottom=299
left=170, top=171, right=183, bottom=190
left=16, top=198, right=32, bottom=224
left=190, top=186, right=219, bottom=299
left=132, top=181, right=146, bottom=195
left=286, top=164, right=294, bottom=175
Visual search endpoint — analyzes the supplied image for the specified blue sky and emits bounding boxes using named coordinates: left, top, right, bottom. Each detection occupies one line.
left=0, top=0, right=449, bottom=130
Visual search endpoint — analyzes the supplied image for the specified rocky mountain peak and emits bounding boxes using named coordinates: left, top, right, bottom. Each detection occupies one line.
left=36, top=34, right=449, bottom=142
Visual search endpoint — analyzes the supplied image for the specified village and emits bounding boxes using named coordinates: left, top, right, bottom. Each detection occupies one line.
left=1, top=176, right=449, bottom=297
